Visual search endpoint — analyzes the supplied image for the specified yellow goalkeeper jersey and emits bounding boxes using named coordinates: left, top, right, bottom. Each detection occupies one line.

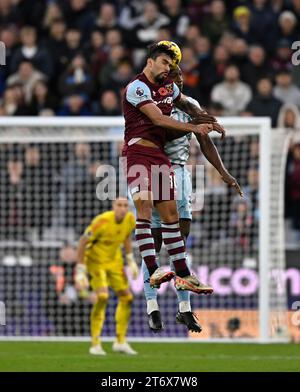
left=83, top=210, right=135, bottom=266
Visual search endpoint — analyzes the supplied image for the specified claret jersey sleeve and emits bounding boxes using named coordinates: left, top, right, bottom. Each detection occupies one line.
left=126, top=80, right=153, bottom=109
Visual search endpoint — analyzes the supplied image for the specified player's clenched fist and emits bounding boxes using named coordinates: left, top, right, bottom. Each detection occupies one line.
left=75, top=263, right=89, bottom=290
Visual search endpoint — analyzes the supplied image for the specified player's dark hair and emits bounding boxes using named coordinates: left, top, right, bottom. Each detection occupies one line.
left=147, top=43, right=176, bottom=61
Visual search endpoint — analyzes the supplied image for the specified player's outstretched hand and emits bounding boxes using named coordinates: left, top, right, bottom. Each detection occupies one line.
left=221, top=172, right=243, bottom=197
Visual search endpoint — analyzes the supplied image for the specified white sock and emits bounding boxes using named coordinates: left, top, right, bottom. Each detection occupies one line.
left=147, top=299, right=159, bottom=315
left=179, top=301, right=191, bottom=313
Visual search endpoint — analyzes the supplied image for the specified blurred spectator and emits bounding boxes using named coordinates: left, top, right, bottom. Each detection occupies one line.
left=271, top=0, right=285, bottom=15
left=211, top=45, right=230, bottom=86
left=156, top=27, right=172, bottom=42
left=245, top=77, right=282, bottom=127
left=249, top=0, right=277, bottom=52
left=10, top=26, right=54, bottom=79
left=83, top=30, right=107, bottom=79
left=105, top=28, right=123, bottom=50
left=39, top=108, right=55, bottom=117
left=277, top=103, right=300, bottom=129
left=193, top=36, right=214, bottom=104
left=290, top=0, right=300, bottom=25
left=0, top=0, right=21, bottom=26
left=202, top=0, right=230, bottom=45
left=230, top=38, right=249, bottom=69
left=241, top=45, right=272, bottom=91
left=28, top=80, right=57, bottom=115
left=58, top=55, right=93, bottom=100
left=63, top=0, right=94, bottom=39
left=231, top=6, right=256, bottom=45
left=183, top=24, right=202, bottom=46
left=63, top=28, right=82, bottom=64
left=219, top=31, right=236, bottom=53
left=43, top=1, right=64, bottom=32
left=0, top=85, right=29, bottom=116
left=95, top=90, right=122, bottom=116
left=53, top=143, right=92, bottom=231
left=180, top=46, right=201, bottom=102
left=230, top=165, right=259, bottom=249
left=108, top=61, right=134, bottom=94
left=277, top=10, right=299, bottom=45
left=208, top=101, right=225, bottom=116
left=119, top=0, right=146, bottom=30
left=6, top=61, right=46, bottom=103
left=132, top=2, right=170, bottom=48
left=230, top=198, right=254, bottom=249
left=271, top=38, right=293, bottom=72
left=211, top=65, right=252, bottom=115
left=43, top=19, right=67, bottom=79
left=92, top=2, right=118, bottom=34
left=22, top=146, right=52, bottom=231
left=274, top=70, right=300, bottom=107
left=286, top=138, right=300, bottom=229
left=163, top=0, right=190, bottom=39
left=58, top=94, right=92, bottom=116
left=1, top=159, right=24, bottom=238
left=98, top=45, right=127, bottom=89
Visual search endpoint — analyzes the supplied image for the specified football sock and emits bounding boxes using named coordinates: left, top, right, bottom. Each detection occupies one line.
left=146, top=299, right=159, bottom=315
left=161, top=221, right=190, bottom=277
left=115, top=293, right=133, bottom=344
left=136, top=219, right=158, bottom=276
left=90, top=292, right=108, bottom=346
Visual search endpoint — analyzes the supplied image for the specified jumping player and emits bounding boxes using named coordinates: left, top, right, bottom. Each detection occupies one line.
left=122, top=42, right=225, bottom=298
left=142, top=66, right=243, bottom=333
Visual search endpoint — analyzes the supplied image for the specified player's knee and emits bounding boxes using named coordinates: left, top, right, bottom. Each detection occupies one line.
left=135, top=199, right=152, bottom=220
left=96, top=291, right=109, bottom=303
left=118, top=292, right=133, bottom=304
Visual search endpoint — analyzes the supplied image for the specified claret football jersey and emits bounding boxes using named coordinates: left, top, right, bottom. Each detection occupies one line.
left=122, top=72, right=181, bottom=150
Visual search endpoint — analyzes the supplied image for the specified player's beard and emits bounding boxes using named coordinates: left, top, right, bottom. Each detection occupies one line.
left=154, top=72, right=168, bottom=84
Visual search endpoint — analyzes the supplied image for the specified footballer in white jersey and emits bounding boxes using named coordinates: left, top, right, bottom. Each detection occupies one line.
left=142, top=66, right=243, bottom=334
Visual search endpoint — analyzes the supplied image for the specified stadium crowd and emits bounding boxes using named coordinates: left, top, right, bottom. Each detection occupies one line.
left=0, top=0, right=300, bottom=240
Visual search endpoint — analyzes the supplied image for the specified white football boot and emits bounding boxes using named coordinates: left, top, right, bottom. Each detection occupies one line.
left=149, top=267, right=175, bottom=288
left=89, top=344, right=107, bottom=356
left=112, top=342, right=137, bottom=355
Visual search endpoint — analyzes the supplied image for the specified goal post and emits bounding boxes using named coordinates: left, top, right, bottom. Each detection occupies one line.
left=0, top=117, right=290, bottom=342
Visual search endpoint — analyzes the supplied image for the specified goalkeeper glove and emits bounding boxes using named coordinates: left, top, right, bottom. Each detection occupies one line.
left=74, top=263, right=89, bottom=290
left=126, top=253, right=139, bottom=280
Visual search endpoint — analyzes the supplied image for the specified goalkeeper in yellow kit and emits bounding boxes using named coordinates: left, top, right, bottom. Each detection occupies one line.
left=75, top=197, right=139, bottom=355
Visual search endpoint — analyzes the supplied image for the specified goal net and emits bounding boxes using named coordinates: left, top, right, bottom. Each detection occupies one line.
left=0, top=117, right=291, bottom=342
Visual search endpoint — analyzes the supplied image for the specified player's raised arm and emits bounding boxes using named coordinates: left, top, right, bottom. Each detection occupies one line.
left=196, top=133, right=243, bottom=197
left=175, top=94, right=226, bottom=139
left=139, top=102, right=213, bottom=137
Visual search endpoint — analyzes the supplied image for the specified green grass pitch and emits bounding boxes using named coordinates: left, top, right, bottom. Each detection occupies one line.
left=0, top=342, right=299, bottom=372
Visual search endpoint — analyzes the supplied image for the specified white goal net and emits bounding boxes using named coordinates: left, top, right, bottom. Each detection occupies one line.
left=0, top=117, right=290, bottom=342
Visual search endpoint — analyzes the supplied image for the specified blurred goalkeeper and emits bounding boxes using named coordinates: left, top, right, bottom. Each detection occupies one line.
left=75, top=197, right=138, bottom=356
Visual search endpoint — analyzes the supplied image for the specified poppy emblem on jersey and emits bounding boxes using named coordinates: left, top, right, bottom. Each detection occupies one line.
left=158, top=87, right=168, bottom=96
left=136, top=87, right=144, bottom=96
